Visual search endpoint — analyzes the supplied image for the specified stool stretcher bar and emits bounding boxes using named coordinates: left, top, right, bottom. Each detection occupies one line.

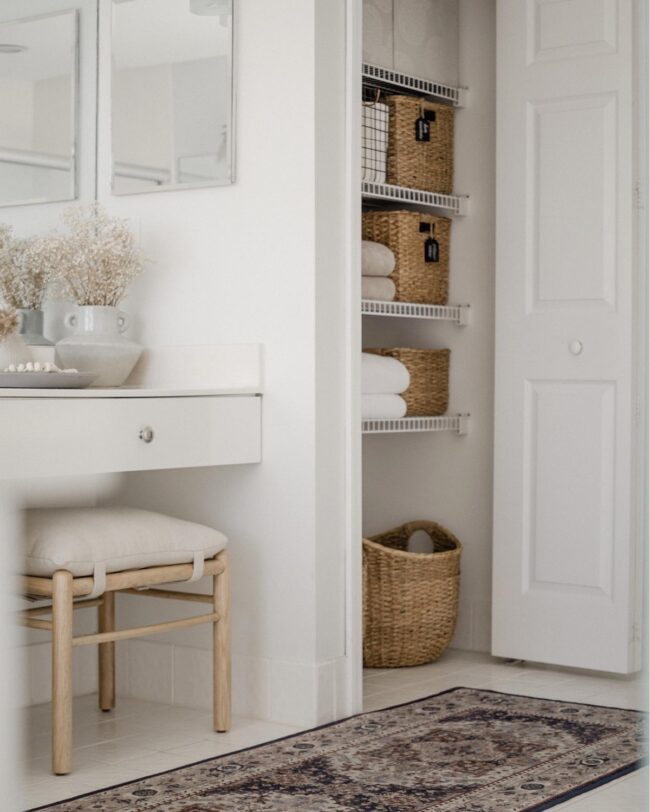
left=72, top=611, right=220, bottom=647
left=20, top=597, right=105, bottom=618
left=22, top=617, right=53, bottom=632
left=121, top=587, right=213, bottom=604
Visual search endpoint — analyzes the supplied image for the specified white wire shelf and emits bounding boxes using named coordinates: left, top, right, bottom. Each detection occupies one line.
left=361, top=181, right=469, bottom=216
left=361, top=300, right=470, bottom=324
left=362, top=63, right=467, bottom=108
left=362, top=414, right=470, bottom=435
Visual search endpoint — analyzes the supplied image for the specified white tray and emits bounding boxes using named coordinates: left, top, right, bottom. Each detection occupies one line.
left=0, top=372, right=97, bottom=389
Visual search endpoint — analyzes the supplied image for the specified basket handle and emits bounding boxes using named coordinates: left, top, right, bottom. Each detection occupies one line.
left=420, top=99, right=442, bottom=115
left=363, top=88, right=383, bottom=108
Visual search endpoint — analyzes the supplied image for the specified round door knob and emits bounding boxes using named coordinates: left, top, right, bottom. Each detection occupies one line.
left=569, top=340, right=583, bottom=356
left=139, top=426, right=155, bottom=443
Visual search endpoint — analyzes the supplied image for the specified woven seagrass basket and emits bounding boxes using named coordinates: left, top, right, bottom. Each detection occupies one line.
left=386, top=95, right=454, bottom=194
left=363, top=521, right=462, bottom=668
left=362, top=210, right=451, bottom=305
left=364, top=347, right=450, bottom=416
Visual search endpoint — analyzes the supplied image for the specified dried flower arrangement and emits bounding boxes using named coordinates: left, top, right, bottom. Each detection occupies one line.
left=56, top=204, right=144, bottom=307
left=0, top=223, right=11, bottom=251
left=0, top=307, right=19, bottom=341
left=0, top=225, right=63, bottom=310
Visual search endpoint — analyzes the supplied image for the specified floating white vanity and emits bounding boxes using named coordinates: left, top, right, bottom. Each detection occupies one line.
left=0, top=388, right=261, bottom=479
left=0, top=345, right=263, bottom=478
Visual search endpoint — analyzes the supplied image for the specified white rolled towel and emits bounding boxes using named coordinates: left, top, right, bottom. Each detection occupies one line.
left=362, top=241, right=395, bottom=277
left=362, top=394, right=407, bottom=419
left=362, top=276, right=396, bottom=302
left=362, top=352, right=410, bottom=395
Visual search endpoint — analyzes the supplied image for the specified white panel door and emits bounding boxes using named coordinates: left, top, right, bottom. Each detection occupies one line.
left=493, top=0, right=642, bottom=672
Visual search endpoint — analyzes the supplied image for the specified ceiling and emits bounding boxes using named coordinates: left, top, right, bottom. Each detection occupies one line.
left=113, top=0, right=232, bottom=70
left=0, top=10, right=75, bottom=83
left=0, top=0, right=232, bottom=86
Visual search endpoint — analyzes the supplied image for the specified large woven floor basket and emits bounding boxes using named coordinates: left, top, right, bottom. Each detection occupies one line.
left=387, top=95, right=454, bottom=194
left=362, top=210, right=451, bottom=305
left=363, top=521, right=462, bottom=668
left=364, top=347, right=450, bottom=416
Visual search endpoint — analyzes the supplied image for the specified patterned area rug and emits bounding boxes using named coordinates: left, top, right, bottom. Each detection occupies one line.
left=32, top=688, right=647, bottom=812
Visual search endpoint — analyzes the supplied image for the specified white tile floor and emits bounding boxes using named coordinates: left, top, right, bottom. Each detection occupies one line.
left=21, top=699, right=302, bottom=809
left=21, top=650, right=649, bottom=811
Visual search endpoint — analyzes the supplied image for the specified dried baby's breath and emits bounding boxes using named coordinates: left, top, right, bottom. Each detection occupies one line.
left=0, top=224, right=11, bottom=251
left=0, top=307, right=19, bottom=341
left=0, top=227, right=60, bottom=309
left=56, top=204, right=144, bottom=307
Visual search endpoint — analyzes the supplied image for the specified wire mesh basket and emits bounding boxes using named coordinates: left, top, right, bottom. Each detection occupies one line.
left=361, top=93, right=389, bottom=183
left=361, top=87, right=455, bottom=194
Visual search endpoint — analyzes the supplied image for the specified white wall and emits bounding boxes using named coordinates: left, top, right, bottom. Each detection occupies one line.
left=91, top=0, right=353, bottom=727
left=363, top=0, right=459, bottom=86
left=5, top=0, right=354, bottom=730
left=362, top=0, right=497, bottom=653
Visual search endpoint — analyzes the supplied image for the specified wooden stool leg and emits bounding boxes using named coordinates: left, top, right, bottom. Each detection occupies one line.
left=213, top=550, right=231, bottom=732
left=52, top=570, right=73, bottom=775
left=98, top=592, right=115, bottom=711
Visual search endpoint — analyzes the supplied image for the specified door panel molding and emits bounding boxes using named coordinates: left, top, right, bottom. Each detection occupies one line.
left=526, top=92, right=618, bottom=312
left=522, top=379, right=616, bottom=598
left=527, top=0, right=618, bottom=65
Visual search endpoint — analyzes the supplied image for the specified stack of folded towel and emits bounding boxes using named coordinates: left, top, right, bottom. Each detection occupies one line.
left=362, top=352, right=410, bottom=419
left=362, top=240, right=396, bottom=302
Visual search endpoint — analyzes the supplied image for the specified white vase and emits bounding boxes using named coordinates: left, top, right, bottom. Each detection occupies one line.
left=18, top=308, right=53, bottom=346
left=0, top=334, right=32, bottom=371
left=56, top=306, right=142, bottom=387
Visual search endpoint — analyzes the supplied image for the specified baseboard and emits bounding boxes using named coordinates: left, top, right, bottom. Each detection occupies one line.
left=448, top=598, right=492, bottom=653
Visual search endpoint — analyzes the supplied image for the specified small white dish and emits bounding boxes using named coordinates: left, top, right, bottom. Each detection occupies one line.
left=0, top=371, right=97, bottom=389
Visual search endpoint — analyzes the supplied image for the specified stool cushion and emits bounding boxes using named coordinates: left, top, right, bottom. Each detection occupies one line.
left=23, top=507, right=228, bottom=578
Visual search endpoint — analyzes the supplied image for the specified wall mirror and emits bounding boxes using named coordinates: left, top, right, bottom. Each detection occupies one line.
left=0, top=10, right=78, bottom=207
left=111, top=0, right=234, bottom=195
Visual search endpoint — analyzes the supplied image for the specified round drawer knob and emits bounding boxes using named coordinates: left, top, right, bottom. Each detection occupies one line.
left=569, top=340, right=583, bottom=356
left=139, top=426, right=155, bottom=443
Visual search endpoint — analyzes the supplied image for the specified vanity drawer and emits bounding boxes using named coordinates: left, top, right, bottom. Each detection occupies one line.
left=0, top=395, right=261, bottom=478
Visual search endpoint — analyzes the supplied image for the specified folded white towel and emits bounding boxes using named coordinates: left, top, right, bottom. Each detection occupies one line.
left=362, top=241, right=395, bottom=277
left=362, top=276, right=396, bottom=302
left=362, top=352, right=410, bottom=395
left=362, top=393, right=407, bottom=419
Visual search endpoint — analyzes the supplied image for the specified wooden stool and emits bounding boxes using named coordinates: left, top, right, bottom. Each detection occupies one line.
left=19, top=507, right=231, bottom=775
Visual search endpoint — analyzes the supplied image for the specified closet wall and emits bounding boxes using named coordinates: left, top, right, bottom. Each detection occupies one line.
left=362, top=0, right=497, bottom=653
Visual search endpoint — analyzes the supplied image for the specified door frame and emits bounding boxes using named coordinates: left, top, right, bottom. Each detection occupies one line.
left=633, top=0, right=649, bottom=670
left=342, top=0, right=364, bottom=716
